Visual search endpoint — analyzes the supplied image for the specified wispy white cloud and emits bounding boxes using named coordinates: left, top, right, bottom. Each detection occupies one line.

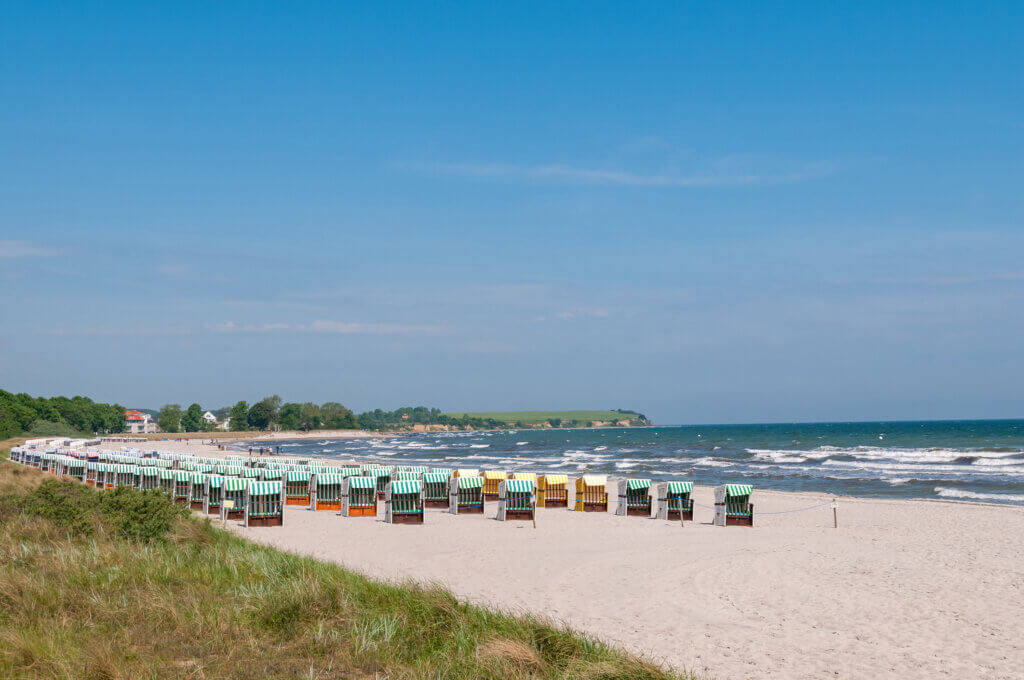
left=400, top=160, right=833, bottom=188
left=0, top=240, right=66, bottom=258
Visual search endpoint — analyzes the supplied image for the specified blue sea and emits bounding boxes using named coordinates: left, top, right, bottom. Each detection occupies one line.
left=244, top=420, right=1024, bottom=505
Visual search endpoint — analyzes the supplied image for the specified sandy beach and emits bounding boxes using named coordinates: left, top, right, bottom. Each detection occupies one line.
left=219, top=481, right=1024, bottom=680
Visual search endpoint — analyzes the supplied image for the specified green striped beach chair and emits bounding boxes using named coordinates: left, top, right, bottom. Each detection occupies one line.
left=341, top=476, right=377, bottom=517
left=406, top=466, right=429, bottom=475
left=85, top=461, right=98, bottom=486
left=385, top=480, right=424, bottom=524
left=158, top=469, right=175, bottom=494
left=67, top=458, right=87, bottom=483
left=284, top=470, right=311, bottom=506
left=310, top=473, right=344, bottom=511
left=137, top=466, right=160, bottom=491
left=261, top=468, right=283, bottom=481
left=422, top=471, right=451, bottom=508
left=220, top=477, right=247, bottom=520
left=714, top=484, right=754, bottom=527
left=172, top=470, right=191, bottom=504
left=242, top=467, right=261, bottom=480
left=449, top=475, right=485, bottom=515
left=392, top=470, right=421, bottom=482
left=244, top=480, right=284, bottom=527
left=497, top=479, right=535, bottom=521
left=615, top=478, right=653, bottom=517
left=188, top=473, right=208, bottom=510
left=204, top=475, right=224, bottom=515
left=655, top=481, right=694, bottom=521
left=338, top=466, right=361, bottom=479
left=368, top=468, right=390, bottom=500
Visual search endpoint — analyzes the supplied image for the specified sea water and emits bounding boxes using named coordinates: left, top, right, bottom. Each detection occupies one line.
left=244, top=420, right=1024, bottom=505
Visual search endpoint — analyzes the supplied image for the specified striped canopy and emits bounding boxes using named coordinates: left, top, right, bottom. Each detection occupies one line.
left=390, top=480, right=421, bottom=495
left=159, top=469, right=174, bottom=480
left=316, top=473, right=343, bottom=486
left=431, top=467, right=452, bottom=476
left=580, top=475, right=606, bottom=486
left=505, top=479, right=534, bottom=493
left=512, top=472, right=537, bottom=482
left=173, top=470, right=191, bottom=481
left=223, top=478, right=247, bottom=492
left=242, top=469, right=261, bottom=478
left=725, top=484, right=753, bottom=497
left=207, top=475, right=224, bottom=488
left=366, top=468, right=389, bottom=478
left=190, top=472, right=207, bottom=483
left=261, top=470, right=283, bottom=480
left=339, top=467, right=361, bottom=477
left=626, top=479, right=651, bottom=490
left=458, top=476, right=484, bottom=489
left=667, top=481, right=693, bottom=494
left=347, top=476, right=375, bottom=489
left=250, top=481, right=281, bottom=497
left=140, top=467, right=158, bottom=477
left=483, top=471, right=506, bottom=480
left=423, top=472, right=449, bottom=483
left=286, top=470, right=311, bottom=481
left=393, top=471, right=420, bottom=481
left=406, top=466, right=429, bottom=474
left=456, top=469, right=479, bottom=477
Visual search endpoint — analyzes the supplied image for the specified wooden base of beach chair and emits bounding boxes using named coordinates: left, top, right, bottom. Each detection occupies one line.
left=391, top=513, right=423, bottom=524
left=247, top=515, right=283, bottom=527
left=104, top=484, right=115, bottom=490
left=226, top=508, right=244, bottom=520
left=725, top=515, right=753, bottom=527
left=190, top=501, right=204, bottom=510
left=286, top=496, right=309, bottom=506
left=504, top=510, right=534, bottom=521
left=666, top=509, right=694, bottom=521
left=544, top=498, right=568, bottom=508
left=314, top=500, right=341, bottom=511
left=582, top=502, right=607, bottom=512
left=207, top=504, right=220, bottom=516
left=424, top=499, right=448, bottom=508
left=174, top=497, right=189, bottom=504
left=626, top=505, right=651, bottom=517
left=86, top=480, right=95, bottom=487
left=349, top=506, right=376, bottom=517
left=457, top=505, right=484, bottom=514
left=483, top=492, right=499, bottom=501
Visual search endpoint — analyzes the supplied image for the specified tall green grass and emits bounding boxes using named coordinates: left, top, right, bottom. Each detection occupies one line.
left=0, top=460, right=690, bottom=679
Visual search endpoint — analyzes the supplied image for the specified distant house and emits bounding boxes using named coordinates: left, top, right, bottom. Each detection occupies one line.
left=125, top=410, right=159, bottom=434
left=203, top=411, right=217, bottom=423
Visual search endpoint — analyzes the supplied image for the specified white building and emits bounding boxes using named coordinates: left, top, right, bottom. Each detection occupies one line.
left=125, top=410, right=159, bottom=434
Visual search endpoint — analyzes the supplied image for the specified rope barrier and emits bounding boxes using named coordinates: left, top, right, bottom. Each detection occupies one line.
left=690, top=500, right=833, bottom=515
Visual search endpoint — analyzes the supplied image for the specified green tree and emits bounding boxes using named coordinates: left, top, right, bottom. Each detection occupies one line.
left=180, top=403, right=203, bottom=432
left=278, top=403, right=301, bottom=431
left=158, top=404, right=182, bottom=433
left=320, top=402, right=357, bottom=429
left=247, top=401, right=273, bottom=430
left=298, top=402, right=321, bottom=431
left=229, top=401, right=249, bottom=431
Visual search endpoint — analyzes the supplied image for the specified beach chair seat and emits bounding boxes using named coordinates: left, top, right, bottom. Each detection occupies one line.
left=714, top=484, right=754, bottom=527
left=385, top=480, right=424, bottom=524
left=449, top=475, right=485, bottom=515
left=341, top=476, right=377, bottom=517
left=482, top=471, right=506, bottom=500
left=537, top=474, right=568, bottom=507
left=310, top=473, right=343, bottom=511
left=655, top=481, right=694, bottom=521
left=615, top=478, right=653, bottom=517
left=422, top=471, right=451, bottom=508
left=574, top=475, right=608, bottom=512
left=220, top=477, right=247, bottom=519
left=497, top=479, right=535, bottom=521
left=244, top=481, right=284, bottom=527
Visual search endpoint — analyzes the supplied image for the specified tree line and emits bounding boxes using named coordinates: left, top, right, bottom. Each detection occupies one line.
left=0, top=390, right=126, bottom=440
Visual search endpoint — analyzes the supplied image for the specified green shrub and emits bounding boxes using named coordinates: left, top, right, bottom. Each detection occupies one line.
left=23, top=478, right=100, bottom=536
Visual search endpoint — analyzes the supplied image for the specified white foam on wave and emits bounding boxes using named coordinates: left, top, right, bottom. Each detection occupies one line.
left=689, top=457, right=733, bottom=468
left=594, top=446, right=608, bottom=451
left=747, top=446, right=1024, bottom=465
left=616, top=462, right=636, bottom=469
left=934, top=487, right=1024, bottom=502
left=469, top=444, right=490, bottom=449
left=823, top=459, right=1024, bottom=476
left=516, top=442, right=528, bottom=446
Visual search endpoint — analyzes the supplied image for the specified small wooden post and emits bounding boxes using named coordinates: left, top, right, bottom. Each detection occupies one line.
left=531, top=499, right=537, bottom=529
left=832, top=499, right=838, bottom=529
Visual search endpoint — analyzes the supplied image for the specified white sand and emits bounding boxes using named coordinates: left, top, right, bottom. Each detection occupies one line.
left=222, top=483, right=1024, bottom=679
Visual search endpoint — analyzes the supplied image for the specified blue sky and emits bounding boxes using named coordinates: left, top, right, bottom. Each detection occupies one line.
left=1, top=2, right=1022, bottom=424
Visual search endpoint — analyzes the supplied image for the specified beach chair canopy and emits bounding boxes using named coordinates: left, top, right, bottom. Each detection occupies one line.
left=141, top=467, right=158, bottom=477
left=250, top=481, right=282, bottom=497
left=390, top=480, right=422, bottom=495
left=207, top=475, right=224, bottom=488
left=484, top=471, right=506, bottom=479
left=423, top=472, right=449, bottom=483
left=667, top=481, right=693, bottom=494
left=159, top=469, right=174, bottom=480
left=286, top=470, right=310, bottom=481
left=512, top=472, right=537, bottom=482
left=505, top=479, right=534, bottom=493
left=316, top=473, right=343, bottom=486
left=458, top=476, right=484, bottom=489
left=725, top=484, right=753, bottom=498
left=223, top=477, right=247, bottom=492
left=173, top=470, right=191, bottom=481
left=456, top=468, right=479, bottom=478
left=348, top=476, right=375, bottom=489
left=627, top=479, right=651, bottom=490
left=393, top=471, right=420, bottom=481
left=581, top=475, right=606, bottom=487
left=339, top=467, right=361, bottom=477
left=431, top=467, right=452, bottom=475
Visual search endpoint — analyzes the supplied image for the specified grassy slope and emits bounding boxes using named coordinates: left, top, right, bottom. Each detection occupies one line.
left=443, top=410, right=640, bottom=425
left=0, top=457, right=689, bottom=680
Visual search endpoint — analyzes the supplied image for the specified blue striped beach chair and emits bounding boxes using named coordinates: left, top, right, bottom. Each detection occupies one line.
left=244, top=480, right=284, bottom=527
left=615, top=478, right=652, bottom=517
left=385, top=480, right=424, bottom=524
left=714, top=484, right=754, bottom=527
left=449, top=475, right=485, bottom=515
left=422, top=471, right=451, bottom=508
left=655, top=481, right=694, bottom=521
left=497, top=479, right=535, bottom=521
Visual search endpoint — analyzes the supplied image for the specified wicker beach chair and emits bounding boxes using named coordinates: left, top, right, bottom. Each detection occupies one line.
left=284, top=470, right=312, bottom=506
left=204, top=475, right=223, bottom=515
left=655, top=481, right=694, bottom=521
left=482, top=471, right=506, bottom=501
left=714, top=484, right=754, bottom=527
left=67, top=458, right=87, bottom=483
left=385, top=480, right=424, bottom=524
left=221, top=477, right=247, bottom=519
left=310, top=473, right=344, bottom=511
left=615, top=478, right=653, bottom=517
left=454, top=468, right=480, bottom=478
left=422, top=471, right=451, bottom=508
left=574, top=475, right=608, bottom=512
left=497, top=479, right=535, bottom=521
left=158, top=469, right=175, bottom=494
left=369, top=468, right=391, bottom=500
left=261, top=469, right=283, bottom=481
left=172, top=470, right=191, bottom=503
left=449, top=475, right=485, bottom=515
left=341, top=476, right=377, bottom=517
left=138, top=466, right=160, bottom=491
left=338, top=466, right=361, bottom=479
left=537, top=474, right=568, bottom=508
left=188, top=473, right=208, bottom=510
left=85, top=461, right=98, bottom=486
left=392, top=470, right=421, bottom=482
left=244, top=481, right=284, bottom=527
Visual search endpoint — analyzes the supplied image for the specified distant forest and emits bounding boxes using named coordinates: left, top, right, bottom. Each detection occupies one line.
left=0, top=390, right=126, bottom=440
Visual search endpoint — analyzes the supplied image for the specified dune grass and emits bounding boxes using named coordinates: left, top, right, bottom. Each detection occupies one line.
left=0, top=456, right=689, bottom=679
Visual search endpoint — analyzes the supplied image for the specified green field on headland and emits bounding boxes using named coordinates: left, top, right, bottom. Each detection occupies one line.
left=443, top=410, right=649, bottom=427
left=0, top=453, right=683, bottom=679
